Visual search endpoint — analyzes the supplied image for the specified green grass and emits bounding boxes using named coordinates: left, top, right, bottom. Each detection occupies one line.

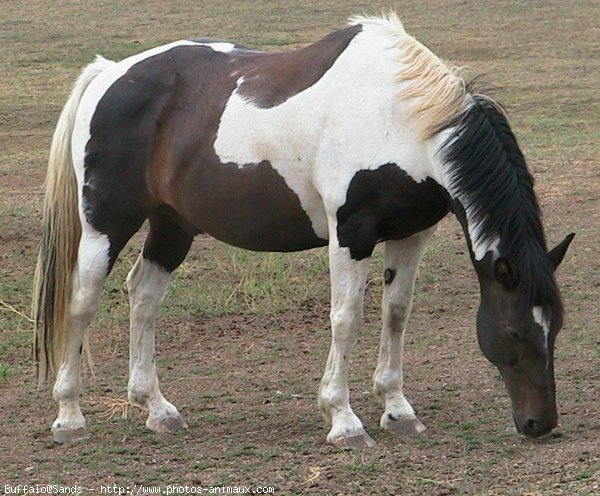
left=0, top=364, right=16, bottom=379
left=0, top=279, right=35, bottom=361
left=575, top=464, right=599, bottom=481
left=75, top=235, right=333, bottom=330
left=163, top=246, right=330, bottom=319
left=261, top=450, right=278, bottom=462
left=224, top=444, right=257, bottom=459
left=75, top=239, right=330, bottom=335
left=354, top=460, right=381, bottom=475
left=457, top=421, right=482, bottom=450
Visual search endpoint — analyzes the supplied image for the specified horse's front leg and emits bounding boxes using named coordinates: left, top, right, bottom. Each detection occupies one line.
left=373, top=227, right=435, bottom=435
left=318, top=232, right=373, bottom=449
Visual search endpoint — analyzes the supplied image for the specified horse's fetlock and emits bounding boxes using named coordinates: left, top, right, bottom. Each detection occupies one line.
left=128, top=387, right=152, bottom=407
left=373, top=370, right=401, bottom=397
left=319, top=387, right=347, bottom=413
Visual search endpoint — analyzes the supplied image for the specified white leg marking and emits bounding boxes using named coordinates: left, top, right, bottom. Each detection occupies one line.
left=373, top=228, right=435, bottom=435
left=52, top=230, right=110, bottom=442
left=126, top=255, right=187, bottom=433
left=318, top=225, right=373, bottom=448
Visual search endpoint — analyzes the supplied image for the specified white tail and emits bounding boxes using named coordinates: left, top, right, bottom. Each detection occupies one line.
left=33, top=56, right=115, bottom=385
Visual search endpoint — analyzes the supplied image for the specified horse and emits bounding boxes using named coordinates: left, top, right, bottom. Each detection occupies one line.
left=33, top=13, right=574, bottom=449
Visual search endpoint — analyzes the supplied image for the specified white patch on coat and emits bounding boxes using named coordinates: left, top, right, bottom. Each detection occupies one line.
left=196, top=42, right=235, bottom=53
left=214, top=25, right=441, bottom=239
left=532, top=306, right=550, bottom=349
left=53, top=222, right=111, bottom=436
left=468, top=227, right=500, bottom=261
left=318, top=223, right=371, bottom=441
left=373, top=228, right=435, bottom=429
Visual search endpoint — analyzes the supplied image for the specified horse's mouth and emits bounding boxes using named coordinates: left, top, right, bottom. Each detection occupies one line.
left=513, top=414, right=558, bottom=440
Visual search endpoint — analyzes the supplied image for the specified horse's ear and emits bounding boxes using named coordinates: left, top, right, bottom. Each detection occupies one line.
left=548, top=233, right=575, bottom=270
left=494, top=257, right=514, bottom=287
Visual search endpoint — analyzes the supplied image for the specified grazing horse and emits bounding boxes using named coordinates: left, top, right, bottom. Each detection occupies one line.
left=34, top=13, right=573, bottom=448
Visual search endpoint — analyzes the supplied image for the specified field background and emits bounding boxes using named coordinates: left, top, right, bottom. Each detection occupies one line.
left=0, top=1, right=598, bottom=494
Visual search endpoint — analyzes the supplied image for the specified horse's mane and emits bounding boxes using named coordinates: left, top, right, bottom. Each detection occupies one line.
left=350, top=13, right=563, bottom=324
left=439, top=96, right=563, bottom=324
left=350, top=12, right=469, bottom=140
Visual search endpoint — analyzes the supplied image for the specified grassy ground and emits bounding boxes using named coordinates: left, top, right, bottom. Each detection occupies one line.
left=0, top=1, right=598, bottom=494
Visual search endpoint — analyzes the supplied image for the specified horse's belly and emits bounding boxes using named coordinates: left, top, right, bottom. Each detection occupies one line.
left=174, top=159, right=328, bottom=252
left=205, top=214, right=329, bottom=253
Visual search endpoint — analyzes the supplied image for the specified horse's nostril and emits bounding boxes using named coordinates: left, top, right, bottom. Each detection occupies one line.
left=522, top=416, right=554, bottom=438
left=525, top=418, right=538, bottom=434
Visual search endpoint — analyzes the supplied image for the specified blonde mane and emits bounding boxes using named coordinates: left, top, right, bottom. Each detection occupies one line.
left=350, top=13, right=470, bottom=139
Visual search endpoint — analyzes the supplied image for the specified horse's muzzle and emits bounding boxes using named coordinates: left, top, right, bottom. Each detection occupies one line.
left=514, top=413, right=557, bottom=438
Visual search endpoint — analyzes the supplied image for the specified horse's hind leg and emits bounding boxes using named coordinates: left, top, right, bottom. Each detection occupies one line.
left=52, top=227, right=113, bottom=443
left=126, top=207, right=193, bottom=433
left=373, top=227, right=435, bottom=436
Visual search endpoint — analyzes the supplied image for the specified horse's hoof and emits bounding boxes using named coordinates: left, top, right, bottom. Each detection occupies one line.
left=331, top=431, right=376, bottom=450
left=383, top=415, right=426, bottom=436
left=52, top=426, right=87, bottom=444
left=147, top=414, right=188, bottom=434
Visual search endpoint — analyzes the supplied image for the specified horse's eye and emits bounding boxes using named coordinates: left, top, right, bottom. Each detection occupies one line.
left=506, top=327, right=522, bottom=341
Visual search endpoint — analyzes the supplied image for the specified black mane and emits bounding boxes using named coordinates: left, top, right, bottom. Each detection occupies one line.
left=437, top=94, right=563, bottom=323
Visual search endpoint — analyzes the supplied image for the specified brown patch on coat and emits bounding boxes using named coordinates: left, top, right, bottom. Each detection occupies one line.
left=236, top=24, right=361, bottom=107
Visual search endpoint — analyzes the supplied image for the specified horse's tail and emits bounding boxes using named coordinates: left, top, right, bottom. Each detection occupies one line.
left=33, top=56, right=115, bottom=385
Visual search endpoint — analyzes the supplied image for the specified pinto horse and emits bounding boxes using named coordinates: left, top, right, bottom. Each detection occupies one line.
left=33, top=13, right=573, bottom=448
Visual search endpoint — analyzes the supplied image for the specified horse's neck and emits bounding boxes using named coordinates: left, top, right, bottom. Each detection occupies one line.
left=425, top=128, right=455, bottom=189
left=425, top=125, right=502, bottom=262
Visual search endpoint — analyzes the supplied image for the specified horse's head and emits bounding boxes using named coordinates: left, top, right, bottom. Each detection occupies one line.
left=473, top=233, right=574, bottom=438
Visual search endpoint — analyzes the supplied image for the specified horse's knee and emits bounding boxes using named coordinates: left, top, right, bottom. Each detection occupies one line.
left=70, top=291, right=101, bottom=323
left=330, top=302, right=362, bottom=335
left=69, top=264, right=107, bottom=320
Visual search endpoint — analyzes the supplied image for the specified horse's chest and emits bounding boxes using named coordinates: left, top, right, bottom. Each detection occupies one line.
left=336, top=164, right=450, bottom=260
